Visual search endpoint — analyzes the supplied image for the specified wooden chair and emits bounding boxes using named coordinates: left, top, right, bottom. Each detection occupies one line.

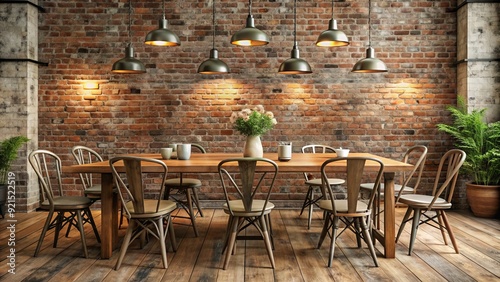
left=164, top=143, right=206, bottom=237
left=300, top=145, right=345, bottom=229
left=28, top=149, right=100, bottom=258
left=218, top=157, right=279, bottom=270
left=317, top=157, right=384, bottom=267
left=110, top=156, right=178, bottom=270
left=396, top=149, right=466, bottom=255
left=360, top=145, right=428, bottom=228
left=72, top=145, right=125, bottom=228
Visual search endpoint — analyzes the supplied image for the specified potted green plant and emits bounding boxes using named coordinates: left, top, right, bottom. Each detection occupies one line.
left=437, top=100, right=500, bottom=218
left=0, top=136, right=29, bottom=218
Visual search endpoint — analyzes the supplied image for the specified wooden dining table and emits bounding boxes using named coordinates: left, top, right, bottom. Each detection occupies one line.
left=64, top=152, right=413, bottom=259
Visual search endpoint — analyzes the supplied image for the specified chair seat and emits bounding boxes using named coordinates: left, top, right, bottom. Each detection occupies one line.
left=398, top=194, right=452, bottom=209
left=223, top=199, right=275, bottom=216
left=125, top=199, right=177, bottom=218
left=318, top=199, right=369, bottom=214
left=165, top=178, right=202, bottom=188
left=306, top=178, right=345, bottom=186
left=360, top=182, right=415, bottom=193
left=40, top=196, right=92, bottom=210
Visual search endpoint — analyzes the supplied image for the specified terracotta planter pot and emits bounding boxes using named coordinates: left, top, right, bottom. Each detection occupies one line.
left=466, top=183, right=500, bottom=218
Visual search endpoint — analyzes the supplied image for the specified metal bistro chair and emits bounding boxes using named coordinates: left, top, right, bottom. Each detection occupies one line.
left=317, top=157, right=384, bottom=267
left=110, top=156, right=178, bottom=270
left=164, top=143, right=206, bottom=237
left=300, top=145, right=345, bottom=229
left=360, top=145, right=428, bottom=229
left=218, top=157, right=279, bottom=270
left=396, top=149, right=466, bottom=255
left=29, top=149, right=100, bottom=258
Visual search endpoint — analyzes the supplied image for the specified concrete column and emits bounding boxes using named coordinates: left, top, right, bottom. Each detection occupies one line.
left=0, top=1, right=41, bottom=212
left=457, top=0, right=500, bottom=122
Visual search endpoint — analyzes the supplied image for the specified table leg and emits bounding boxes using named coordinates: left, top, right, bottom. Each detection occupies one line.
left=100, top=173, right=118, bottom=259
left=383, top=171, right=396, bottom=258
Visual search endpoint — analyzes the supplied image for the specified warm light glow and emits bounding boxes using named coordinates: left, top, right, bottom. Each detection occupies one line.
left=144, top=40, right=180, bottom=47
left=83, top=82, right=99, bottom=90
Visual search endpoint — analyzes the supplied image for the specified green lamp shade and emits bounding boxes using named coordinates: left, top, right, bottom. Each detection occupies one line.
left=351, top=47, right=388, bottom=73
left=145, top=18, right=180, bottom=46
left=111, top=45, right=146, bottom=74
left=231, top=15, right=269, bottom=46
left=278, top=46, right=312, bottom=74
left=198, top=49, right=230, bottom=74
left=316, top=19, right=349, bottom=47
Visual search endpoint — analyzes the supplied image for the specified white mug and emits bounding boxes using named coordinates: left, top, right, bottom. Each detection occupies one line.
left=160, top=148, right=173, bottom=160
left=278, top=143, right=292, bottom=161
left=177, top=144, right=191, bottom=160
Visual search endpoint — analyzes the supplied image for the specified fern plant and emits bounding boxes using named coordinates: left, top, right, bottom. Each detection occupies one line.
left=437, top=102, right=500, bottom=185
left=0, top=136, right=29, bottom=184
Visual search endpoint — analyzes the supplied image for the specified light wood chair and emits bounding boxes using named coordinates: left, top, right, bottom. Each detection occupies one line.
left=360, top=145, right=428, bottom=229
left=29, top=149, right=100, bottom=258
left=110, top=156, right=177, bottom=270
left=396, top=149, right=466, bottom=255
left=300, top=145, right=345, bottom=229
left=317, top=157, right=384, bottom=267
left=164, top=143, right=206, bottom=237
left=218, top=157, right=279, bottom=270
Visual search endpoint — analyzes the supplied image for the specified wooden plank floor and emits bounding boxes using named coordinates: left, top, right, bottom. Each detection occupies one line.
left=1, top=208, right=498, bottom=282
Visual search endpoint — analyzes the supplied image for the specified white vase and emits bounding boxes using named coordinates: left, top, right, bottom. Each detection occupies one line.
left=243, top=135, right=263, bottom=157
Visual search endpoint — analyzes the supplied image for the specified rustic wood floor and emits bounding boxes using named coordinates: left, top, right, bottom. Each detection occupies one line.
left=0, top=207, right=498, bottom=282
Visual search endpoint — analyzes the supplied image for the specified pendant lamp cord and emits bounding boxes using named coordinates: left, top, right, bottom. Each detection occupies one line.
left=162, top=0, right=165, bottom=19
left=248, top=0, right=252, bottom=15
left=128, top=0, right=132, bottom=44
left=212, top=0, right=216, bottom=50
left=293, top=0, right=297, bottom=47
left=368, top=0, right=371, bottom=48
left=331, top=0, right=334, bottom=18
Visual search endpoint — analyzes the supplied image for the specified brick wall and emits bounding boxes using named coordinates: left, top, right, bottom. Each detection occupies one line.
left=34, top=0, right=464, bottom=209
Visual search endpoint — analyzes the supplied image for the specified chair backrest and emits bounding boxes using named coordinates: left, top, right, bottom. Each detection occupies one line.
left=302, top=145, right=335, bottom=181
left=109, top=156, right=169, bottom=217
left=218, top=158, right=279, bottom=217
left=397, top=145, right=428, bottom=193
left=191, top=144, right=207, bottom=154
left=427, top=149, right=466, bottom=207
left=321, top=157, right=384, bottom=215
left=28, top=150, right=64, bottom=206
left=71, top=145, right=104, bottom=190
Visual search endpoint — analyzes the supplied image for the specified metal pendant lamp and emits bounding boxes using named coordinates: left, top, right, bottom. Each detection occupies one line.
left=278, top=0, right=312, bottom=74
left=144, top=0, right=180, bottom=46
left=198, top=0, right=229, bottom=74
left=230, top=0, right=269, bottom=46
left=351, top=0, right=387, bottom=73
left=112, top=0, right=146, bottom=74
left=316, top=0, right=349, bottom=47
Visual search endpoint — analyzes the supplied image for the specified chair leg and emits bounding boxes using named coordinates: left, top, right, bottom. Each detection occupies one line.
left=157, top=217, right=168, bottom=269
left=186, top=189, right=199, bottom=237
left=167, top=214, right=177, bottom=252
left=76, top=210, right=89, bottom=258
left=34, top=210, right=54, bottom=257
left=440, top=211, right=459, bottom=254
left=115, top=220, right=135, bottom=270
left=53, top=212, right=64, bottom=248
left=327, top=217, right=339, bottom=267
left=223, top=216, right=239, bottom=270
left=191, top=187, right=204, bottom=217
left=317, top=212, right=331, bottom=249
left=354, top=219, right=362, bottom=248
left=436, top=210, right=448, bottom=245
left=396, top=207, right=413, bottom=243
left=259, top=215, right=275, bottom=269
left=299, top=185, right=313, bottom=216
left=408, top=208, right=422, bottom=255
left=85, top=208, right=101, bottom=243
left=361, top=216, right=379, bottom=267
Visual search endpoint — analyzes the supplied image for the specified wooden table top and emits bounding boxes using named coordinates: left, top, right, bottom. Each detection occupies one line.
left=64, top=152, right=413, bottom=174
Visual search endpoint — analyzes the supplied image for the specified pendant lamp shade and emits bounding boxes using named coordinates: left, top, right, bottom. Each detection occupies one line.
left=112, top=44, right=146, bottom=74
left=316, top=0, right=349, bottom=47
left=198, top=0, right=229, bottom=74
left=111, top=0, right=146, bottom=74
left=351, top=0, right=387, bottom=73
left=278, top=0, right=312, bottom=74
left=231, top=0, right=269, bottom=46
left=144, top=0, right=180, bottom=46
left=351, top=47, right=387, bottom=73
